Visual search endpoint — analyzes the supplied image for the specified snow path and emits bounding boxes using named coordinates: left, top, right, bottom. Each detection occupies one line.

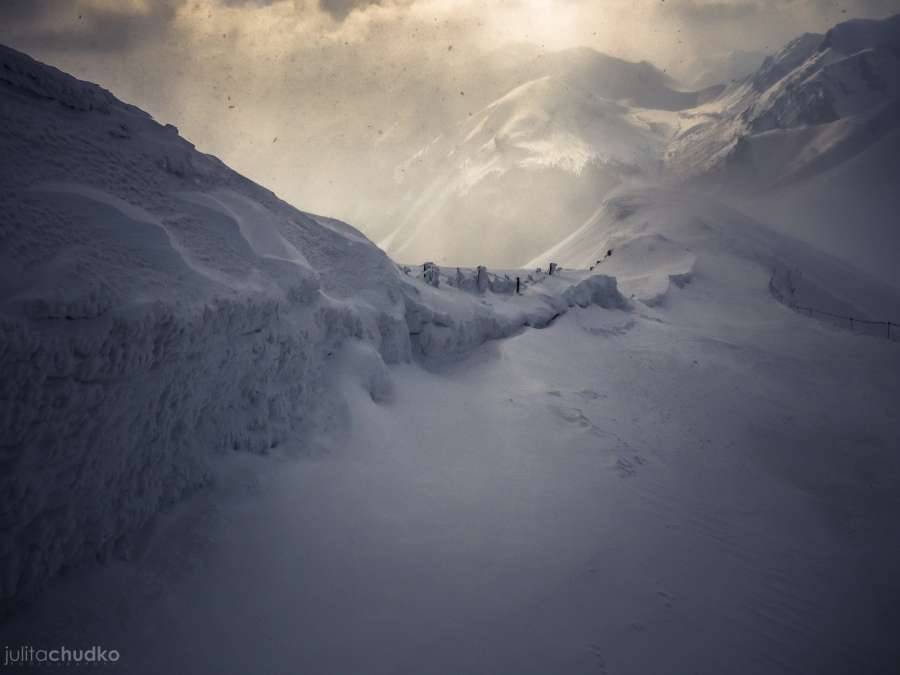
left=4, top=304, right=900, bottom=674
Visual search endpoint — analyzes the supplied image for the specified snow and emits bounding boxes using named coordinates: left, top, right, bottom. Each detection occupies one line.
left=660, top=12, right=900, bottom=289
left=754, top=122, right=900, bottom=291
left=3, top=15, right=900, bottom=675
left=377, top=52, right=707, bottom=268
left=402, top=265, right=629, bottom=360
left=528, top=187, right=900, bottom=322
left=0, top=42, right=416, bottom=610
left=4, top=286, right=900, bottom=674
left=174, top=190, right=312, bottom=269
left=0, top=41, right=642, bottom=611
left=374, top=13, right=900, bottom=277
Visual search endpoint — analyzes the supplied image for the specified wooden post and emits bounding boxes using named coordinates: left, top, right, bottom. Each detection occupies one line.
left=516, top=277, right=520, bottom=294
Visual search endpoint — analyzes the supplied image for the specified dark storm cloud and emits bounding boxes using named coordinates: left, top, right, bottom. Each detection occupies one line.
left=0, top=1, right=186, bottom=54
left=0, top=0, right=59, bottom=21
left=0, top=0, right=390, bottom=55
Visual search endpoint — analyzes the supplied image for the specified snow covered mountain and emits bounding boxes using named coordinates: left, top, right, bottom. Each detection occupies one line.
left=666, top=14, right=900, bottom=288
left=529, top=186, right=900, bottom=323
left=382, top=13, right=900, bottom=287
left=668, top=15, right=900, bottom=189
left=380, top=49, right=716, bottom=268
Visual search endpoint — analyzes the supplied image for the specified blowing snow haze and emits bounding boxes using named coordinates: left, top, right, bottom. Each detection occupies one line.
left=3, top=0, right=900, bottom=274
left=2, top=2, right=900, bottom=674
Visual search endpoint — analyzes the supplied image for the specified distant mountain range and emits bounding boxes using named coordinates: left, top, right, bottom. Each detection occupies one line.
left=378, top=13, right=900, bottom=289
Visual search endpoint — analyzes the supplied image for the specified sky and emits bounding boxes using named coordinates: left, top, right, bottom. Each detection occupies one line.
left=2, top=0, right=898, bottom=225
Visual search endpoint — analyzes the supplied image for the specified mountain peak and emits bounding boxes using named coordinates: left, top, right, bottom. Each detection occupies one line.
left=821, top=12, right=900, bottom=55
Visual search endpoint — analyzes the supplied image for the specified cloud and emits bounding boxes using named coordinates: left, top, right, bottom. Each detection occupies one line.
left=319, top=0, right=383, bottom=21
left=1, top=0, right=897, bottom=232
left=1, top=0, right=186, bottom=53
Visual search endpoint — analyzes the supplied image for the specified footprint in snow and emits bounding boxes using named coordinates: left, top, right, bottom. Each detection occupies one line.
left=549, top=404, right=593, bottom=428
left=615, top=454, right=648, bottom=478
left=588, top=643, right=608, bottom=673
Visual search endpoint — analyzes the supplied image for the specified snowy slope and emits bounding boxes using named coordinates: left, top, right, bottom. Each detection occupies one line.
left=0, top=42, right=413, bottom=611
left=5, top=198, right=900, bottom=675
left=667, top=15, right=900, bottom=187
left=381, top=14, right=900, bottom=274
left=528, top=48, right=723, bottom=112
left=380, top=50, right=712, bottom=268
left=529, top=187, right=900, bottom=324
left=754, top=122, right=900, bottom=291
left=667, top=15, right=900, bottom=191
left=662, top=14, right=900, bottom=288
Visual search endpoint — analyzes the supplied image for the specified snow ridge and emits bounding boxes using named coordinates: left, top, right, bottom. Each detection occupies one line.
left=0, top=42, right=416, bottom=612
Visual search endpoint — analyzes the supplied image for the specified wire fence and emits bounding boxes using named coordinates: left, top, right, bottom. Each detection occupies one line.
left=770, top=280, right=898, bottom=342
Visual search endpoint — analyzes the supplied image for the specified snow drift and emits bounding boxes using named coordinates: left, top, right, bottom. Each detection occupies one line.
left=0, top=44, right=418, bottom=611
left=529, top=187, right=900, bottom=324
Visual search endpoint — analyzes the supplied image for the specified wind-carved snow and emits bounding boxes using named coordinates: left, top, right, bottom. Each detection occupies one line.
left=175, top=190, right=312, bottom=268
left=6, top=195, right=900, bottom=673
left=529, top=187, right=900, bottom=323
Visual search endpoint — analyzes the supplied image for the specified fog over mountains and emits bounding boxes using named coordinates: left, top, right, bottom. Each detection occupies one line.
left=376, top=13, right=900, bottom=290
